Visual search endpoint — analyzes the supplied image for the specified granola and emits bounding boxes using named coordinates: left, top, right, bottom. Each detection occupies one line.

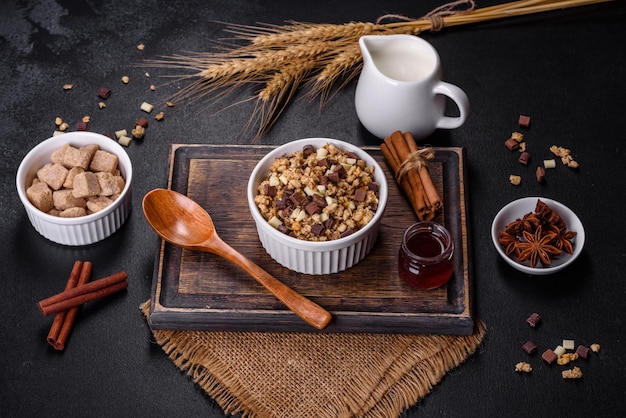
left=254, top=143, right=380, bottom=242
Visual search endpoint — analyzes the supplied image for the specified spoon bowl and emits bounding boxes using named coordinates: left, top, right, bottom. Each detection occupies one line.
left=142, top=188, right=332, bottom=330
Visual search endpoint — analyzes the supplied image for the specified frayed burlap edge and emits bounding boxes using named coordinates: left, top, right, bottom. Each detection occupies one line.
left=140, top=301, right=486, bottom=418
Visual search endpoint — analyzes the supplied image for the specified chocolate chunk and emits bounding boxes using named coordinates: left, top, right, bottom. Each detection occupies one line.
left=347, top=151, right=359, bottom=159
left=339, top=228, right=354, bottom=239
left=368, top=181, right=379, bottom=192
left=519, top=115, right=531, bottom=128
left=304, top=201, right=320, bottom=216
left=312, top=194, right=326, bottom=208
left=97, top=86, right=111, bottom=99
left=76, top=121, right=89, bottom=131
left=310, top=223, right=324, bottom=236
left=262, top=184, right=277, bottom=197
left=518, top=152, right=531, bottom=165
left=319, top=175, right=328, bottom=186
left=535, top=166, right=545, bottom=183
left=505, top=137, right=519, bottom=151
left=317, top=158, right=329, bottom=168
left=333, top=164, right=347, bottom=178
left=135, top=116, right=149, bottom=128
left=277, top=224, right=289, bottom=234
left=274, top=198, right=287, bottom=210
left=541, top=349, right=557, bottom=364
left=327, top=171, right=340, bottom=184
left=353, top=188, right=367, bottom=202
left=289, top=192, right=306, bottom=206
left=576, top=345, right=590, bottom=359
left=324, top=218, right=335, bottom=230
left=302, top=144, right=314, bottom=157
left=522, top=340, right=537, bottom=355
left=527, top=312, right=542, bottom=328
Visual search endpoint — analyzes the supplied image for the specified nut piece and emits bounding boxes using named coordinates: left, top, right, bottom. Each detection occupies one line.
left=557, top=352, right=579, bottom=365
left=131, top=125, right=145, bottom=139
left=590, top=343, right=601, bottom=353
left=63, top=84, right=73, bottom=90
left=121, top=76, right=130, bottom=84
left=515, top=362, right=532, bottom=373
left=511, top=132, right=524, bottom=142
left=154, top=111, right=165, bottom=121
left=55, top=117, right=63, bottom=126
left=509, top=175, right=521, bottom=186
left=562, top=366, right=583, bottom=379
left=137, top=43, right=145, bottom=50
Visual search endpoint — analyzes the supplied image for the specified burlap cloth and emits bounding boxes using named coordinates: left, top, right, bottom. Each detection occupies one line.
left=141, top=301, right=485, bottom=417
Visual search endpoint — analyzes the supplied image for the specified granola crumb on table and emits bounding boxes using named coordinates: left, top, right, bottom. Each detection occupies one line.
left=254, top=143, right=380, bottom=242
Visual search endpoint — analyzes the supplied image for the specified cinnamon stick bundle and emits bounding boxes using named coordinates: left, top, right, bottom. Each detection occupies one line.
left=381, top=131, right=442, bottom=221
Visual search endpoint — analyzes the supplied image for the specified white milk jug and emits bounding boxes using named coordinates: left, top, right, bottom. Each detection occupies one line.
left=355, top=34, right=470, bottom=140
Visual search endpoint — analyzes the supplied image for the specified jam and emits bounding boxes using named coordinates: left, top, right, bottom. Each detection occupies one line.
left=398, top=222, right=454, bottom=290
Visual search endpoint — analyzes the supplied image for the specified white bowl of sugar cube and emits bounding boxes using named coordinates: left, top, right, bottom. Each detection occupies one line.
left=16, top=132, right=133, bottom=246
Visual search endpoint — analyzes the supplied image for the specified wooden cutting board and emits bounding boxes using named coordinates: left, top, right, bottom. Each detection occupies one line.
left=148, top=144, right=474, bottom=335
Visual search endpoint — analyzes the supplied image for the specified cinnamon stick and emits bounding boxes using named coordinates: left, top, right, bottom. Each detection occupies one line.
left=403, top=132, right=442, bottom=211
left=47, top=261, right=93, bottom=350
left=38, top=271, right=127, bottom=316
left=46, top=260, right=83, bottom=348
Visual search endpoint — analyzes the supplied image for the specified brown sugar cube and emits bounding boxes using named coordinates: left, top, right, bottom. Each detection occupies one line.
left=37, top=163, right=69, bottom=191
left=60, top=207, right=87, bottom=218
left=47, top=208, right=61, bottom=217
left=95, top=172, right=122, bottom=196
left=113, top=175, right=125, bottom=192
left=26, top=182, right=54, bottom=212
left=61, top=145, right=91, bottom=170
left=63, top=167, right=85, bottom=189
left=518, top=115, right=531, bottom=128
left=87, top=196, right=114, bottom=213
left=51, top=143, right=70, bottom=165
left=72, top=171, right=100, bottom=198
left=80, top=144, right=99, bottom=161
left=89, top=149, right=119, bottom=173
left=52, top=189, right=87, bottom=211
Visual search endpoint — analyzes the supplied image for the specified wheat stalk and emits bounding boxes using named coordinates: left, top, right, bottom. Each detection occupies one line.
left=146, top=0, right=614, bottom=139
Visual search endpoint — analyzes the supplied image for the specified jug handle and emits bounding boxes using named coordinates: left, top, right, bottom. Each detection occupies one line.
left=434, top=82, right=470, bottom=130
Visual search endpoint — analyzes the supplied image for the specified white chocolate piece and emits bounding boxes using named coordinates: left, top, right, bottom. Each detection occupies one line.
left=543, top=159, right=556, bottom=169
left=140, top=101, right=154, bottom=113
left=554, top=345, right=566, bottom=358
left=562, top=339, right=575, bottom=351
left=118, top=135, right=132, bottom=147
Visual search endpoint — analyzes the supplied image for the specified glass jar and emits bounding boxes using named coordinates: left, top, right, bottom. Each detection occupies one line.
left=398, top=222, right=454, bottom=290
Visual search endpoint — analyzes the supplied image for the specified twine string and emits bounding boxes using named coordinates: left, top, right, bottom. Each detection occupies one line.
left=395, top=147, right=435, bottom=183
left=376, top=0, right=477, bottom=30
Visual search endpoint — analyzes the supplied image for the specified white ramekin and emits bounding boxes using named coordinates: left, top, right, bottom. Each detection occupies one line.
left=247, top=138, right=388, bottom=275
left=16, top=132, right=133, bottom=246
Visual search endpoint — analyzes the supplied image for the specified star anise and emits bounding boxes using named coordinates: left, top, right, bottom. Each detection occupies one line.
left=505, top=212, right=541, bottom=236
left=516, top=225, right=562, bottom=268
left=498, top=231, right=519, bottom=256
left=545, top=224, right=577, bottom=255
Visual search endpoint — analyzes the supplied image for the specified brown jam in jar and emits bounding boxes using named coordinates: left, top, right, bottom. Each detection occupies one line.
left=398, top=222, right=454, bottom=290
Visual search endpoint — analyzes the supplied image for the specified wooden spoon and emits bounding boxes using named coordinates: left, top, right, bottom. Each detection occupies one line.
left=142, top=188, right=332, bottom=330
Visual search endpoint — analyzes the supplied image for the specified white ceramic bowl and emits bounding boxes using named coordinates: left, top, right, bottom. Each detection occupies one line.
left=491, top=197, right=585, bottom=275
left=16, top=132, right=133, bottom=246
left=247, top=138, right=388, bottom=275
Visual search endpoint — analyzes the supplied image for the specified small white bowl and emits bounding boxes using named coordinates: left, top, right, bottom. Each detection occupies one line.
left=491, top=197, right=585, bottom=275
left=247, top=138, right=388, bottom=275
left=16, top=132, right=133, bottom=246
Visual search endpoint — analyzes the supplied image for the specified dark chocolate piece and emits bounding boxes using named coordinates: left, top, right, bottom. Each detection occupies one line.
left=353, top=188, right=367, bottom=202
left=97, top=86, right=111, bottom=99
left=527, top=312, right=542, bottom=328
left=518, top=152, right=531, bottom=165
left=522, top=340, right=537, bottom=355
left=319, top=175, right=328, bottom=186
left=368, top=181, right=379, bottom=192
left=339, top=228, right=353, bottom=239
left=505, top=137, right=519, bottom=151
left=519, top=114, right=531, bottom=128
left=289, top=192, right=306, bottom=206
left=542, top=349, right=557, bottom=364
left=135, top=116, right=149, bottom=128
left=576, top=345, right=590, bottom=359
left=327, top=171, right=340, bottom=184
left=310, top=223, right=324, bottom=236
left=302, top=144, right=314, bottom=157
left=536, top=166, right=545, bottom=183
left=76, top=121, right=89, bottom=131
left=304, top=201, right=320, bottom=216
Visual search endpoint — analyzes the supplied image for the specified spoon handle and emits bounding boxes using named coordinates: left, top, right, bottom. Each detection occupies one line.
left=213, top=241, right=332, bottom=330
